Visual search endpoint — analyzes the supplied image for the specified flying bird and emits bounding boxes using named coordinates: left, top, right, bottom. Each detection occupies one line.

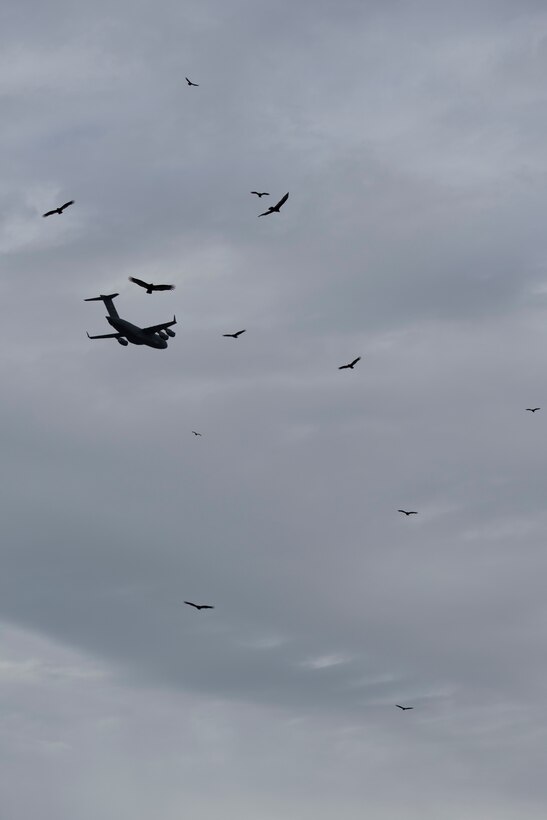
left=223, top=329, right=246, bottom=338
left=338, top=357, right=361, bottom=370
left=398, top=510, right=418, bottom=516
left=396, top=705, right=414, bottom=711
left=258, top=192, right=289, bottom=217
left=526, top=408, right=541, bottom=413
left=185, top=77, right=199, bottom=86
left=42, top=200, right=74, bottom=217
left=184, top=601, right=214, bottom=610
left=251, top=191, right=269, bottom=198
left=128, top=276, right=175, bottom=294
left=192, top=431, right=202, bottom=436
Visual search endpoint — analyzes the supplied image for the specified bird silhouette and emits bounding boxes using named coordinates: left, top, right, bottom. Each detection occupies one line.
left=396, top=705, right=414, bottom=711
left=223, top=329, right=246, bottom=338
left=338, top=357, right=361, bottom=370
left=398, top=510, right=418, bottom=516
left=184, top=601, right=214, bottom=610
left=185, top=77, right=199, bottom=86
left=192, top=431, right=202, bottom=436
left=526, top=408, right=540, bottom=413
left=251, top=191, right=269, bottom=198
left=258, top=192, right=289, bottom=217
left=42, top=200, right=74, bottom=217
left=128, top=276, right=175, bottom=294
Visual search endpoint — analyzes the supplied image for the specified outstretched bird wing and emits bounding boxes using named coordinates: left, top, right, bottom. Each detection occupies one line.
left=234, top=329, right=246, bottom=337
left=129, top=276, right=151, bottom=289
left=153, top=284, right=176, bottom=291
left=349, top=357, right=361, bottom=367
left=338, top=364, right=350, bottom=370
left=184, top=601, right=199, bottom=608
left=59, top=200, right=74, bottom=211
left=42, top=209, right=57, bottom=217
left=275, top=192, right=289, bottom=210
left=258, top=207, right=274, bottom=217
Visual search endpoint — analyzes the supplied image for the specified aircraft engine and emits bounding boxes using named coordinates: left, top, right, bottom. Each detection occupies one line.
left=117, top=337, right=129, bottom=346
left=165, top=328, right=176, bottom=337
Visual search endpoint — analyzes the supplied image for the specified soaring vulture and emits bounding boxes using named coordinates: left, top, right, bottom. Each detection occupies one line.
left=129, top=276, right=175, bottom=294
left=339, top=357, right=361, bottom=370
left=223, top=329, right=246, bottom=338
left=42, top=200, right=74, bottom=217
left=258, top=192, right=289, bottom=217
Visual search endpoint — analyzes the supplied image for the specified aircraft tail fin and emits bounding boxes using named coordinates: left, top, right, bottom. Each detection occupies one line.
left=84, top=293, right=120, bottom=318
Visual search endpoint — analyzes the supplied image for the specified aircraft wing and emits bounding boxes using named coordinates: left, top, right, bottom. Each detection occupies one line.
left=87, top=331, right=122, bottom=339
left=142, top=315, right=176, bottom=335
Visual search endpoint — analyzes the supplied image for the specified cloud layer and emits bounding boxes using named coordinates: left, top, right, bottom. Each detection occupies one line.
left=2, top=1, right=547, bottom=817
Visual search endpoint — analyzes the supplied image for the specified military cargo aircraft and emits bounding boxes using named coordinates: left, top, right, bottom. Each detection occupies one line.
left=85, top=293, right=176, bottom=349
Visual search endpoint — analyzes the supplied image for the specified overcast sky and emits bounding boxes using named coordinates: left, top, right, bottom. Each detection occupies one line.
left=3, top=1, right=547, bottom=818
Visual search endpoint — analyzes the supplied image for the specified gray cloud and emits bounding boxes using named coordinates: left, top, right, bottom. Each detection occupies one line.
left=2, top=1, right=547, bottom=818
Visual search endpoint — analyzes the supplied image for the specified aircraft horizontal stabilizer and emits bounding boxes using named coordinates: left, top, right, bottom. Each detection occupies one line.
left=84, top=293, right=119, bottom=302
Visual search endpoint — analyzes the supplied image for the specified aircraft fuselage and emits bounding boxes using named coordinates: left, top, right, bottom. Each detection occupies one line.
left=107, top=316, right=168, bottom=348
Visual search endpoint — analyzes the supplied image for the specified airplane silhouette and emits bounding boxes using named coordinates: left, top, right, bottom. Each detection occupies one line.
left=85, top=293, right=176, bottom=349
